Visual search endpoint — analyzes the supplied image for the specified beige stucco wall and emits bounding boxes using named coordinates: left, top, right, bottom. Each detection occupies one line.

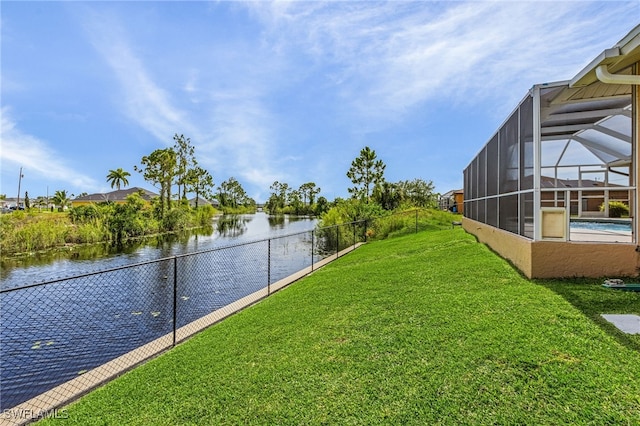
left=462, top=218, right=533, bottom=277
left=463, top=218, right=640, bottom=278
left=530, top=241, right=639, bottom=278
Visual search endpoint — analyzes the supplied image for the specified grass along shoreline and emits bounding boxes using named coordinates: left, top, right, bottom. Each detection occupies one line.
left=40, top=229, right=640, bottom=425
left=0, top=202, right=219, bottom=257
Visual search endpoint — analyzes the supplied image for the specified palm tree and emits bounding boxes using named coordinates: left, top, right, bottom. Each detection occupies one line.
left=52, top=190, right=71, bottom=211
left=107, top=168, right=131, bottom=191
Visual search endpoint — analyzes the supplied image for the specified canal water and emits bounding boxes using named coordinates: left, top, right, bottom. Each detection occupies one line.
left=0, top=213, right=317, bottom=290
left=0, top=213, right=321, bottom=410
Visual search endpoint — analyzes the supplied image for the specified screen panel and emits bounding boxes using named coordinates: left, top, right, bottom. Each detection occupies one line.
left=487, top=135, right=499, bottom=196
left=498, top=194, right=519, bottom=234
left=519, top=96, right=534, bottom=190
left=499, top=111, right=519, bottom=194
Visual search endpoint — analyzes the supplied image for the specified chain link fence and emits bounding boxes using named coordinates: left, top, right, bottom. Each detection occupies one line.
left=0, top=210, right=437, bottom=421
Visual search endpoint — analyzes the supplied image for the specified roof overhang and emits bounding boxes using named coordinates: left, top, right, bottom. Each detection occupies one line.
left=570, top=24, right=640, bottom=88
left=531, top=24, right=640, bottom=170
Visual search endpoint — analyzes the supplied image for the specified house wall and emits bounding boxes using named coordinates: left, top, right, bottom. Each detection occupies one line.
left=454, top=192, right=464, bottom=214
left=540, top=190, right=630, bottom=216
left=462, top=218, right=533, bottom=277
left=463, top=218, right=640, bottom=278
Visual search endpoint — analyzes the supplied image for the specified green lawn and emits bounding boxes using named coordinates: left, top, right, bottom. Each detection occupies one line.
left=41, top=229, right=640, bottom=425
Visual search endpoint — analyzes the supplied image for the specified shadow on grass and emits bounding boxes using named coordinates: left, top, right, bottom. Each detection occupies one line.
left=535, top=278, right=640, bottom=353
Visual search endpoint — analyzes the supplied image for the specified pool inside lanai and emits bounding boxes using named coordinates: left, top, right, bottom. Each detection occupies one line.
left=463, top=24, right=640, bottom=278
left=570, top=225, right=632, bottom=243
left=570, top=218, right=632, bottom=243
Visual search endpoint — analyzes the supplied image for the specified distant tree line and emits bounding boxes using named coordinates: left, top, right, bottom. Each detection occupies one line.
left=261, top=145, right=437, bottom=227
left=4, top=136, right=440, bottom=251
left=265, top=181, right=327, bottom=216
left=319, top=146, right=438, bottom=227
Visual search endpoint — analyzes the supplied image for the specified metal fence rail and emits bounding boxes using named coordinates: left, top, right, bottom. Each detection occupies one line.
left=0, top=211, right=432, bottom=422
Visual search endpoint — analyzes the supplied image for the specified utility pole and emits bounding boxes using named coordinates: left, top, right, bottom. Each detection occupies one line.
left=16, top=167, right=24, bottom=209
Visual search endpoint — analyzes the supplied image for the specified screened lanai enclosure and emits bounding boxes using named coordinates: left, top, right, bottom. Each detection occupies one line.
left=463, top=24, right=640, bottom=278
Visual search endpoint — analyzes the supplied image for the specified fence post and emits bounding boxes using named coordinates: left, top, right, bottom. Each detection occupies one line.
left=415, top=209, right=419, bottom=234
left=311, top=230, right=315, bottom=272
left=353, top=222, right=356, bottom=251
left=172, top=256, right=177, bottom=347
left=336, top=225, right=339, bottom=259
left=364, top=219, right=368, bottom=242
left=267, top=239, right=271, bottom=295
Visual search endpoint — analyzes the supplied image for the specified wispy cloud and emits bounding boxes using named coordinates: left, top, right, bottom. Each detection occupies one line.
left=80, top=6, right=287, bottom=198
left=42, top=0, right=635, bottom=199
left=0, top=108, right=99, bottom=190
left=83, top=13, right=194, bottom=143
left=247, top=1, right=638, bottom=121
left=202, top=95, right=285, bottom=197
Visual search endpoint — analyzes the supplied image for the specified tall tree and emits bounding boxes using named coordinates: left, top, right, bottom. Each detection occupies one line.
left=106, top=168, right=131, bottom=190
left=346, top=146, right=386, bottom=202
left=173, top=134, right=197, bottom=200
left=268, top=181, right=289, bottom=212
left=298, top=182, right=320, bottom=206
left=373, top=182, right=402, bottom=210
left=185, top=166, right=214, bottom=208
left=314, top=196, right=329, bottom=216
left=217, top=177, right=248, bottom=209
left=135, top=148, right=177, bottom=218
left=288, top=188, right=303, bottom=215
left=309, top=184, right=321, bottom=206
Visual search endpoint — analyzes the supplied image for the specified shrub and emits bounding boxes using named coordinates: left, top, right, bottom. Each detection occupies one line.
left=600, top=201, right=629, bottom=218
left=191, top=204, right=216, bottom=227
left=163, top=207, right=190, bottom=232
left=68, top=223, right=109, bottom=244
left=69, top=204, right=103, bottom=224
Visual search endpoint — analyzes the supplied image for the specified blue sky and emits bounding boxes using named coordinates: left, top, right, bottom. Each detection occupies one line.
left=1, top=1, right=638, bottom=203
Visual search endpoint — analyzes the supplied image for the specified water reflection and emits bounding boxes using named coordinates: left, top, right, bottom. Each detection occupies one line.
left=215, top=215, right=252, bottom=238
left=268, top=215, right=285, bottom=228
left=0, top=227, right=215, bottom=278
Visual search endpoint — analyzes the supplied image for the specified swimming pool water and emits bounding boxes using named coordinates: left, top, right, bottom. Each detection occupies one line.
left=570, top=221, right=632, bottom=232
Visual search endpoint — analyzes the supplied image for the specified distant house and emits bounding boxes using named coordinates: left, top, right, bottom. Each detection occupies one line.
left=539, top=177, right=628, bottom=217
left=72, top=187, right=158, bottom=207
left=188, top=196, right=219, bottom=208
left=1, top=198, right=17, bottom=209
left=439, top=189, right=463, bottom=213
left=0, top=197, right=31, bottom=210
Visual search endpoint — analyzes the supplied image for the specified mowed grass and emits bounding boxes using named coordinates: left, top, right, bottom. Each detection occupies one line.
left=41, top=229, right=640, bottom=425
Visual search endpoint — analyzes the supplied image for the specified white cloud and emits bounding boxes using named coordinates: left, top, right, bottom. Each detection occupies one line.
left=83, top=12, right=196, bottom=143
left=59, top=1, right=637, bottom=199
left=0, top=108, right=99, bottom=190
left=202, top=95, right=285, bottom=194
left=246, top=1, right=638, bottom=121
left=81, top=7, right=287, bottom=198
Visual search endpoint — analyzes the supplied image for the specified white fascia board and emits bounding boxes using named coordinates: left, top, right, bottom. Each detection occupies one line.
left=570, top=48, right=621, bottom=88
left=571, top=24, right=640, bottom=88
